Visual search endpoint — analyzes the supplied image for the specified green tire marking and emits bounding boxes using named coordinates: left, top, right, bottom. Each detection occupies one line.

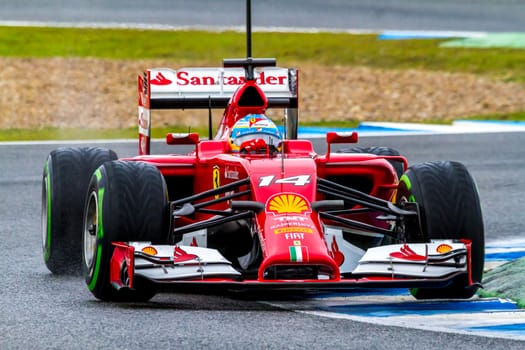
left=97, top=187, right=105, bottom=240
left=93, top=168, right=104, bottom=241
left=88, top=170, right=105, bottom=292
left=88, top=245, right=103, bottom=292
left=399, top=174, right=411, bottom=190
left=399, top=174, right=416, bottom=202
left=94, top=168, right=102, bottom=181
left=44, top=160, right=52, bottom=261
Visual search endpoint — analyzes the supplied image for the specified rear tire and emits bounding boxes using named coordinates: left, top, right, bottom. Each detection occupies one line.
left=42, top=147, right=117, bottom=275
left=396, top=161, right=484, bottom=299
left=82, top=160, right=169, bottom=302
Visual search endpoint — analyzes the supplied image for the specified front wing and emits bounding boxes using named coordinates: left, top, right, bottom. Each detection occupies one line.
left=110, top=242, right=472, bottom=292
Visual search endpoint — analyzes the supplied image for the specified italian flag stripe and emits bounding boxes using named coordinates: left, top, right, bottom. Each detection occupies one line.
left=289, top=246, right=308, bottom=262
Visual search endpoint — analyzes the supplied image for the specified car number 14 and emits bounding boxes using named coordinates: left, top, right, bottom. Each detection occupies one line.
left=258, top=175, right=311, bottom=187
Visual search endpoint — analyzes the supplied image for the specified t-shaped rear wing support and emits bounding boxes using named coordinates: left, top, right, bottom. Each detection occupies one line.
left=223, top=57, right=276, bottom=81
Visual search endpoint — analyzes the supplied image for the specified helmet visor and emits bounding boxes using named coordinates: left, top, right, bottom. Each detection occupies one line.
left=232, top=133, right=281, bottom=148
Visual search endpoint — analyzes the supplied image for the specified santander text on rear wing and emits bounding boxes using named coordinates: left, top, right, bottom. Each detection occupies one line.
left=142, top=67, right=298, bottom=109
left=137, top=66, right=299, bottom=155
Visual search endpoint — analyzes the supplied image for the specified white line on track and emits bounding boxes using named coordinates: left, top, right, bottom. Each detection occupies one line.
left=295, top=308, right=525, bottom=341
left=2, top=121, right=525, bottom=146
left=0, top=19, right=376, bottom=34
left=265, top=296, right=525, bottom=341
left=0, top=19, right=488, bottom=38
left=0, top=139, right=137, bottom=146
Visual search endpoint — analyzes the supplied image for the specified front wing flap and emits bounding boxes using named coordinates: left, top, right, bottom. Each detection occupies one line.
left=352, top=242, right=469, bottom=279
left=110, top=243, right=241, bottom=289
left=110, top=241, right=471, bottom=292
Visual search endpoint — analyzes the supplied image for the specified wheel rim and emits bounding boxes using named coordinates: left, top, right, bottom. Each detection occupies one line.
left=83, top=191, right=98, bottom=269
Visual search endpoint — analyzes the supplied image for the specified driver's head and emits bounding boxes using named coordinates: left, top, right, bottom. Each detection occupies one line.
left=229, top=114, right=281, bottom=153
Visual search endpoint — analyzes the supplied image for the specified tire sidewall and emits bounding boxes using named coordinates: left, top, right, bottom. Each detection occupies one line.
left=42, top=157, right=54, bottom=266
left=83, top=165, right=118, bottom=301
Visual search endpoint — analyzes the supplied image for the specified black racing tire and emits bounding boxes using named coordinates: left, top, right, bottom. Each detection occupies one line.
left=396, top=161, right=484, bottom=299
left=338, top=146, right=404, bottom=179
left=42, top=147, right=118, bottom=275
left=82, top=160, right=169, bottom=302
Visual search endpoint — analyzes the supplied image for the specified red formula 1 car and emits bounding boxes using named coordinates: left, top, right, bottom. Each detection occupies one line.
left=41, top=17, right=484, bottom=304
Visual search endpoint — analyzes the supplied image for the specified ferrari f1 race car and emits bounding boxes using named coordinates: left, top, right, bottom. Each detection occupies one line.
left=41, top=7, right=484, bottom=303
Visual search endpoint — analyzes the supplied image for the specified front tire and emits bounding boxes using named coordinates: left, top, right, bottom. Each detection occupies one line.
left=82, top=160, right=169, bottom=302
left=42, top=147, right=117, bottom=275
left=396, top=161, right=484, bottom=299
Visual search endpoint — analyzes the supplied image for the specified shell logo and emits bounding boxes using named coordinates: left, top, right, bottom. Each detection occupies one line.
left=436, top=244, right=453, bottom=254
left=141, top=246, right=158, bottom=256
left=267, top=193, right=310, bottom=215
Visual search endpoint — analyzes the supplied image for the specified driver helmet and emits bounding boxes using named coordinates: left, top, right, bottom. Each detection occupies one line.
left=229, top=114, right=282, bottom=152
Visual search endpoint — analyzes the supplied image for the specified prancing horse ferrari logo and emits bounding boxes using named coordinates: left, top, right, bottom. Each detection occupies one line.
left=212, top=166, right=220, bottom=199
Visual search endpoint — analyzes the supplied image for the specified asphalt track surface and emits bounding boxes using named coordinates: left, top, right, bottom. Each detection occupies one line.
left=2, top=133, right=525, bottom=349
left=1, top=0, right=525, bottom=32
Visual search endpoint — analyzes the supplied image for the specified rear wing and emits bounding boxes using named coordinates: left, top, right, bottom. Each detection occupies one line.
left=138, top=66, right=299, bottom=155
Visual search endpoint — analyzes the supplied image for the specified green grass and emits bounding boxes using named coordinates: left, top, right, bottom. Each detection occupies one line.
left=1, top=26, right=525, bottom=140
left=463, top=111, right=525, bottom=121
left=1, top=26, right=525, bottom=81
left=300, top=119, right=360, bottom=128
left=0, top=122, right=357, bottom=141
left=477, top=282, right=525, bottom=308
left=0, top=126, right=212, bottom=142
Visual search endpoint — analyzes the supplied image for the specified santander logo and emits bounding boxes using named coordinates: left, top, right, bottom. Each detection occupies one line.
left=151, top=72, right=172, bottom=85
left=176, top=70, right=286, bottom=86
left=149, top=69, right=288, bottom=87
